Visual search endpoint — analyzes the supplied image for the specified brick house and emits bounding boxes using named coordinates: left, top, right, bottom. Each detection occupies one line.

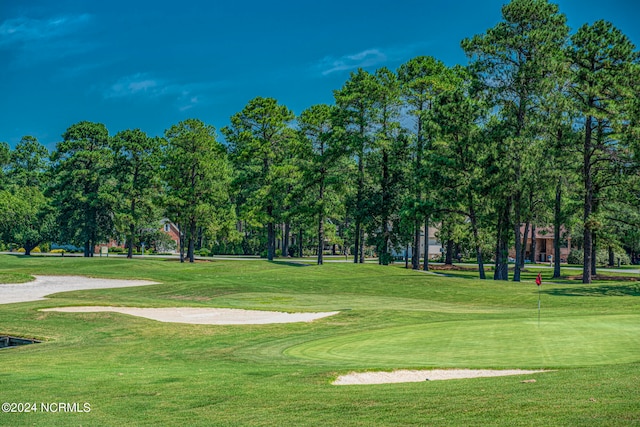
left=160, top=219, right=181, bottom=253
left=512, top=226, right=572, bottom=263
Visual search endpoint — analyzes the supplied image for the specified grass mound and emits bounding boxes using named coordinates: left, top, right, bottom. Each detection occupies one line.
left=0, top=272, right=33, bottom=284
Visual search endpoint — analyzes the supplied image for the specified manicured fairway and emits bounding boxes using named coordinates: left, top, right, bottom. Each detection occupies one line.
left=1, top=255, right=639, bottom=426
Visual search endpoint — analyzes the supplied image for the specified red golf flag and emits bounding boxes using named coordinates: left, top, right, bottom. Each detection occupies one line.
left=535, top=273, right=541, bottom=286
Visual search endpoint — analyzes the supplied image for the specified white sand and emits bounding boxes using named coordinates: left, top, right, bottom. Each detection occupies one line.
left=41, top=306, right=339, bottom=324
left=1, top=275, right=158, bottom=304
left=333, top=369, right=550, bottom=385
left=1, top=275, right=337, bottom=324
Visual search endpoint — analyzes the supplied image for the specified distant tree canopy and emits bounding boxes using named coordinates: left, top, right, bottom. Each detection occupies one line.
left=2, top=0, right=639, bottom=281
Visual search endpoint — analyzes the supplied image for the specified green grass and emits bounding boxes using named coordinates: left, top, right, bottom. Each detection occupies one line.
left=0, top=271, right=33, bottom=284
left=1, top=255, right=639, bottom=426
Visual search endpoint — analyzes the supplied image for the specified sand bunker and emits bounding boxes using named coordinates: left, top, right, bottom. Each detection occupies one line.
left=333, top=369, right=550, bottom=385
left=0, top=275, right=158, bottom=304
left=41, top=306, right=339, bottom=325
left=1, top=275, right=337, bottom=324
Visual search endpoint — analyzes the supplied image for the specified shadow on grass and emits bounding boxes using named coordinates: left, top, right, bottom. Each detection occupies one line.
left=269, top=260, right=310, bottom=267
left=543, top=284, right=640, bottom=297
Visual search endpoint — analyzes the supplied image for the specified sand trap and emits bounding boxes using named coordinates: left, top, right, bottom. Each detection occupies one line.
left=333, top=369, right=550, bottom=385
left=0, top=275, right=158, bottom=304
left=41, top=306, right=339, bottom=325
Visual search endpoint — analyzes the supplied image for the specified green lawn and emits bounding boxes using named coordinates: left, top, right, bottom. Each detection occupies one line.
left=1, top=255, right=639, bottom=426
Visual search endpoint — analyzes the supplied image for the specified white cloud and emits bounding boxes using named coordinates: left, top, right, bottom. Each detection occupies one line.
left=319, top=49, right=388, bottom=75
left=104, top=73, right=162, bottom=98
left=178, top=95, right=200, bottom=112
left=104, top=74, right=224, bottom=112
left=0, top=14, right=92, bottom=47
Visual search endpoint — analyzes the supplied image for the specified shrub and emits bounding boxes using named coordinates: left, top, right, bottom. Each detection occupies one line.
left=567, top=249, right=583, bottom=265
left=567, top=248, right=631, bottom=266
left=598, top=250, right=630, bottom=266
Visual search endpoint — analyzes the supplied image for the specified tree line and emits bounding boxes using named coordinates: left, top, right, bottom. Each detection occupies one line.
left=1, top=0, right=639, bottom=283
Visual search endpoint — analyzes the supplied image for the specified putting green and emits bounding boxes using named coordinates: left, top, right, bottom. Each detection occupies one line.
left=285, top=314, right=640, bottom=368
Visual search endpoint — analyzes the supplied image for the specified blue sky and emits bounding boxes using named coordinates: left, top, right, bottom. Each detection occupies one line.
left=1, top=0, right=639, bottom=149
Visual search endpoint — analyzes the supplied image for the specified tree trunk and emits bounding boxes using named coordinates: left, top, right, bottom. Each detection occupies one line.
left=353, top=148, right=365, bottom=264
left=423, top=217, right=429, bottom=271
left=267, top=222, right=275, bottom=261
left=467, top=191, right=485, bottom=279
left=520, top=221, right=530, bottom=269
left=494, top=201, right=510, bottom=281
left=317, top=215, right=324, bottom=265
left=298, top=228, right=303, bottom=258
left=591, top=231, right=597, bottom=276
left=583, top=114, right=593, bottom=284
left=178, top=223, right=185, bottom=263
left=380, top=223, right=390, bottom=265
left=353, top=221, right=360, bottom=263
left=412, top=220, right=421, bottom=270
left=530, top=224, right=537, bottom=264
left=513, top=195, right=522, bottom=282
left=127, top=223, right=134, bottom=259
left=445, top=239, right=454, bottom=265
left=196, top=227, right=203, bottom=251
left=188, top=220, right=196, bottom=263
left=553, top=178, right=562, bottom=278
left=359, top=228, right=365, bottom=264
left=127, top=198, right=136, bottom=259
left=265, top=201, right=276, bottom=260
left=283, top=222, right=290, bottom=258
left=380, top=148, right=390, bottom=266
left=608, top=246, right=614, bottom=267
left=403, top=244, right=407, bottom=268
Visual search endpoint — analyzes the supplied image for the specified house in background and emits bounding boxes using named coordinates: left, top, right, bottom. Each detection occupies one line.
left=160, top=219, right=181, bottom=253
left=392, top=226, right=443, bottom=260
left=512, top=226, right=572, bottom=263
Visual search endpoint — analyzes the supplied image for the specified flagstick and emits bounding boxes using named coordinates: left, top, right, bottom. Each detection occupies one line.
left=538, top=284, right=541, bottom=327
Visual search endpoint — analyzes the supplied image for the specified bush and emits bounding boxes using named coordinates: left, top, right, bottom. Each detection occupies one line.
left=196, top=248, right=210, bottom=257
left=567, top=249, right=582, bottom=265
left=567, top=248, right=631, bottom=266
left=598, top=250, right=630, bottom=266
left=50, top=249, right=65, bottom=254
